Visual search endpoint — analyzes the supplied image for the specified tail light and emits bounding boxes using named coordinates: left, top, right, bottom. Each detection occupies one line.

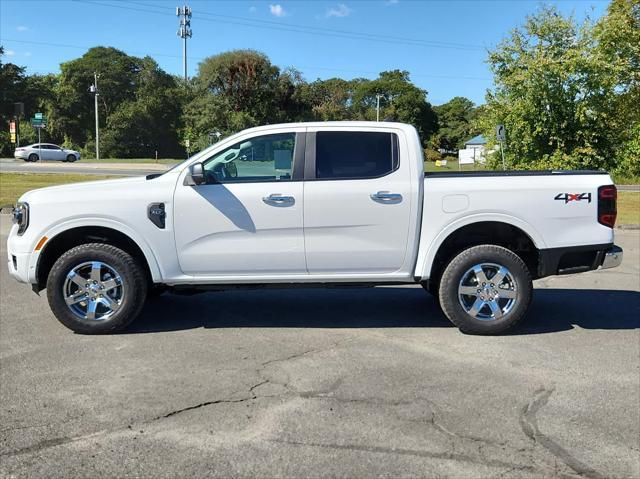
left=597, top=185, right=617, bottom=228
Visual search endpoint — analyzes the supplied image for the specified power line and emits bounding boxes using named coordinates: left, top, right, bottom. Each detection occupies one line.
left=131, top=0, right=486, bottom=50
left=74, top=0, right=487, bottom=51
left=1, top=37, right=491, bottom=81
left=0, top=38, right=189, bottom=61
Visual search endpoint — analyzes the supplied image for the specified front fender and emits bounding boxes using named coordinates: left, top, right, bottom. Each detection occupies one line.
left=28, top=216, right=163, bottom=284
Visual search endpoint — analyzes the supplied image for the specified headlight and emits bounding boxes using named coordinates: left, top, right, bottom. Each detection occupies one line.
left=12, top=202, right=29, bottom=235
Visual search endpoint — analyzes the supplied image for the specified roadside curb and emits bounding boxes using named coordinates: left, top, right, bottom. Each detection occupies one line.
left=617, top=224, right=640, bottom=230
left=5, top=162, right=170, bottom=171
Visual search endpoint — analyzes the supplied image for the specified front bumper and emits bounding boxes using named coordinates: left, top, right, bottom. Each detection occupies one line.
left=7, top=251, right=31, bottom=284
left=601, top=245, right=623, bottom=270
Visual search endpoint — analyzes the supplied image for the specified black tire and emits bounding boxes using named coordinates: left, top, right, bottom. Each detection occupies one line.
left=66, top=154, right=77, bottom=162
left=28, top=153, right=39, bottom=162
left=46, top=243, right=148, bottom=334
left=438, top=245, right=532, bottom=335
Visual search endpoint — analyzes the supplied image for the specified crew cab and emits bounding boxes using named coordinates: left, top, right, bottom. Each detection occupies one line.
left=7, top=122, right=623, bottom=335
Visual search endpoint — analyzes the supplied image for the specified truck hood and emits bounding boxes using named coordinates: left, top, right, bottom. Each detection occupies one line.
left=19, top=176, right=150, bottom=204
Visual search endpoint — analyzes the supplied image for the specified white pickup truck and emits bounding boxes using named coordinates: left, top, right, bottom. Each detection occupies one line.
left=7, top=122, right=622, bottom=335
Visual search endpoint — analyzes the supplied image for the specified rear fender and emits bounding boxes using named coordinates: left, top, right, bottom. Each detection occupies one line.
left=415, top=213, right=545, bottom=280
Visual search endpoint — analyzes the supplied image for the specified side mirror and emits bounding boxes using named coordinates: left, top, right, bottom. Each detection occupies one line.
left=189, top=162, right=205, bottom=185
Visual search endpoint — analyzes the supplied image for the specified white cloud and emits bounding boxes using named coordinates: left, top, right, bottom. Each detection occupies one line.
left=384, top=0, right=399, bottom=5
left=16, top=25, right=29, bottom=31
left=248, top=6, right=257, bottom=13
left=269, top=4, right=287, bottom=17
left=5, top=49, right=16, bottom=56
left=326, top=3, right=352, bottom=18
left=24, top=52, right=32, bottom=57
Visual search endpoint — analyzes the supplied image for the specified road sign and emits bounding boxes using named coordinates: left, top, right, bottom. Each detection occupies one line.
left=30, top=117, right=47, bottom=128
left=496, top=124, right=506, bottom=142
left=10, top=121, right=16, bottom=134
left=35, top=112, right=43, bottom=120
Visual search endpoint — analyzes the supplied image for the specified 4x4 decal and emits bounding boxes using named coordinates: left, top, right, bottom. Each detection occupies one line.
left=554, top=192, right=592, bottom=204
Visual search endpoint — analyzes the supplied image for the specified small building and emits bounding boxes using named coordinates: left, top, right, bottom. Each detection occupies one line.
left=459, top=134, right=487, bottom=164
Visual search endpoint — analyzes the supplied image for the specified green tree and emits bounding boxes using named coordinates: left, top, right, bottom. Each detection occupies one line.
left=52, top=47, right=183, bottom=157
left=594, top=0, right=640, bottom=176
left=0, top=47, right=27, bottom=154
left=184, top=50, right=304, bottom=147
left=101, top=57, right=184, bottom=158
left=53, top=47, right=139, bottom=149
left=297, top=78, right=356, bottom=121
left=433, top=96, right=478, bottom=150
left=479, top=2, right=640, bottom=171
left=352, top=70, right=438, bottom=142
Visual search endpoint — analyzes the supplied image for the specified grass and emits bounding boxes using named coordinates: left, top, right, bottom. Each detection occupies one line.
left=424, top=159, right=488, bottom=173
left=80, top=158, right=182, bottom=165
left=611, top=174, right=640, bottom=185
left=617, top=191, right=640, bottom=226
left=0, top=173, right=121, bottom=206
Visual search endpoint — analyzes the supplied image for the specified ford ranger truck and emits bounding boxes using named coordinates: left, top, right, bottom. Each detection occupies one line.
left=7, top=122, right=623, bottom=335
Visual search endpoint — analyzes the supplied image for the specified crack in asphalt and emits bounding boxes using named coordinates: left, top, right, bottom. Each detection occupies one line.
left=519, top=386, right=606, bottom=479
left=0, top=345, right=340, bottom=458
left=0, top=430, right=110, bottom=459
left=268, top=438, right=537, bottom=473
left=2, top=343, right=605, bottom=479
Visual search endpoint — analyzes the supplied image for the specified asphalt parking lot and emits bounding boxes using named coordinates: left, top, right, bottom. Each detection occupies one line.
left=1, top=217, right=638, bottom=478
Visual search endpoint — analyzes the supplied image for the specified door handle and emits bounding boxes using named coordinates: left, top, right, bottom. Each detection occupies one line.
left=370, top=191, right=402, bottom=203
left=262, top=194, right=295, bottom=206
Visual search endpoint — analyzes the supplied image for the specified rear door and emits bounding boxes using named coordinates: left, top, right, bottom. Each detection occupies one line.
left=303, top=127, right=413, bottom=274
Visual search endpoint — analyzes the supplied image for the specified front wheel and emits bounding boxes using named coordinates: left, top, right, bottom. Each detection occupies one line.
left=438, top=245, right=532, bottom=335
left=66, top=154, right=77, bottom=162
left=46, top=243, right=148, bottom=334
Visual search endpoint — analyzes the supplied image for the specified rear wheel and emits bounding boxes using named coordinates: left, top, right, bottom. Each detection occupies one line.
left=46, top=243, right=147, bottom=334
left=438, top=245, right=532, bottom=335
left=28, top=153, right=38, bottom=162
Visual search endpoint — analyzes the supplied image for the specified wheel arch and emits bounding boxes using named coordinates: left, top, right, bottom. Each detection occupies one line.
left=418, top=218, right=542, bottom=286
left=34, top=222, right=162, bottom=291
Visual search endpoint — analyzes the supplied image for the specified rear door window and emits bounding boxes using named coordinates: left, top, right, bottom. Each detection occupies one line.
left=315, top=131, right=399, bottom=180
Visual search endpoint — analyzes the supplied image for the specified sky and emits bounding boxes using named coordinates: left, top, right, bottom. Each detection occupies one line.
left=1, top=0, right=609, bottom=105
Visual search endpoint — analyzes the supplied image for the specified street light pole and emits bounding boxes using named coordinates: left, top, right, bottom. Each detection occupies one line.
left=376, top=94, right=382, bottom=122
left=90, top=73, right=100, bottom=161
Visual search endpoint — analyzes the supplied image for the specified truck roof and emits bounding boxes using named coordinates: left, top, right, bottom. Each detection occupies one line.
left=238, top=121, right=416, bottom=133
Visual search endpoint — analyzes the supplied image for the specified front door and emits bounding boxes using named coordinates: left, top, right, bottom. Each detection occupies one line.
left=173, top=129, right=307, bottom=277
left=49, top=145, right=65, bottom=160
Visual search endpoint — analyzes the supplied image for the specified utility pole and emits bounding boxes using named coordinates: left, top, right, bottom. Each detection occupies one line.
left=376, top=94, right=383, bottom=122
left=89, top=73, right=100, bottom=161
left=176, top=5, right=192, bottom=81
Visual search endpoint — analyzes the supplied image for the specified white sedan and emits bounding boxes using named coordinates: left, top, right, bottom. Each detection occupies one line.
left=14, top=144, right=80, bottom=162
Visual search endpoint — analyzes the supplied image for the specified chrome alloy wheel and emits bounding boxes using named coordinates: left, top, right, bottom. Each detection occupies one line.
left=458, top=263, right=517, bottom=321
left=62, top=261, right=125, bottom=321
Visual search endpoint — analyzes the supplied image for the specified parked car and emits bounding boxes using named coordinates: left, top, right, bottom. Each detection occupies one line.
left=7, top=122, right=622, bottom=335
left=14, top=144, right=80, bottom=162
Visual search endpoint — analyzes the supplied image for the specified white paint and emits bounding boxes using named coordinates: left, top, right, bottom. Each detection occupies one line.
left=6, top=121, right=615, bottom=289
